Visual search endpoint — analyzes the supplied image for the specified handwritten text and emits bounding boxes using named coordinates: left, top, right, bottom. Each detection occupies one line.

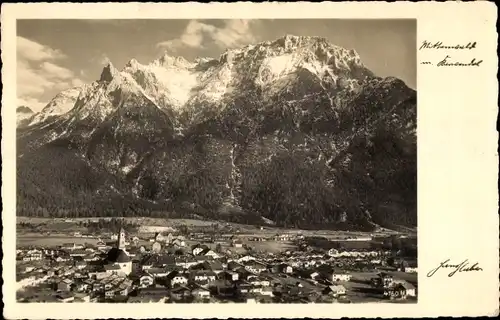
left=419, top=41, right=477, bottom=50
left=436, top=55, right=483, bottom=67
left=427, top=259, right=483, bottom=277
left=419, top=40, right=483, bottom=67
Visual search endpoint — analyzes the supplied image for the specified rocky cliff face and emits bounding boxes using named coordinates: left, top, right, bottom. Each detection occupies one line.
left=17, top=35, right=416, bottom=230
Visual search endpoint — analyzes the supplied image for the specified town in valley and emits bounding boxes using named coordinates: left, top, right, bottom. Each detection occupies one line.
left=17, top=218, right=417, bottom=303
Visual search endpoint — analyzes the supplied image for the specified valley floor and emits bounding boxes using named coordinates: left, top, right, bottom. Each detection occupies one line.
left=15, top=216, right=417, bottom=304
left=17, top=216, right=414, bottom=238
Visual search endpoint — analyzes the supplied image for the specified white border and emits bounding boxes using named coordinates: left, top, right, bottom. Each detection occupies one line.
left=2, top=2, right=499, bottom=318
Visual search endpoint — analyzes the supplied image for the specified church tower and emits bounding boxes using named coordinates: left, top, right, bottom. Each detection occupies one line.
left=117, top=227, right=126, bottom=250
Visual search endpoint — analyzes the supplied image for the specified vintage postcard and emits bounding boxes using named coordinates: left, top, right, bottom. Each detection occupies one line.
left=1, top=2, right=498, bottom=319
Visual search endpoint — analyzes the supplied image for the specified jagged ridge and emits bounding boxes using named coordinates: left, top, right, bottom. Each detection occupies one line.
left=16, top=35, right=417, bottom=231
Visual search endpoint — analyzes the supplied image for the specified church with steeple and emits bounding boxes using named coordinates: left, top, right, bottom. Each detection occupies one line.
left=117, top=227, right=127, bottom=252
left=103, top=227, right=132, bottom=275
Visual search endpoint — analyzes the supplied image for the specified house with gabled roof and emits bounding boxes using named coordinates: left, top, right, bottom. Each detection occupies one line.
left=138, top=273, right=154, bottom=288
left=249, top=276, right=270, bottom=287
left=218, top=270, right=239, bottom=282
left=400, top=281, right=416, bottom=297
left=260, top=286, right=274, bottom=297
left=331, top=269, right=352, bottom=282
left=170, top=285, right=192, bottom=301
left=322, top=284, right=347, bottom=297
left=56, top=292, right=74, bottom=303
left=192, top=286, right=211, bottom=300
left=175, top=257, right=200, bottom=269
left=227, top=260, right=244, bottom=271
left=192, top=244, right=209, bottom=256
left=199, top=248, right=221, bottom=259
left=237, top=255, right=256, bottom=263
left=192, top=270, right=217, bottom=283
left=147, top=267, right=170, bottom=278
left=167, top=271, right=189, bottom=287
left=277, top=263, right=293, bottom=274
left=203, top=260, right=224, bottom=273
left=243, top=260, right=267, bottom=274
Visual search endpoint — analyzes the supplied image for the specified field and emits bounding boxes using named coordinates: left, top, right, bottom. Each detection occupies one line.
left=17, top=232, right=100, bottom=247
left=16, top=216, right=415, bottom=250
left=242, top=240, right=297, bottom=253
left=16, top=216, right=413, bottom=236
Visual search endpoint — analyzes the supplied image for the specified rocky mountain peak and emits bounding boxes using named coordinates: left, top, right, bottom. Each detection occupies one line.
left=26, top=87, right=82, bottom=127
left=17, top=106, right=34, bottom=114
left=154, top=52, right=192, bottom=69
left=100, top=62, right=119, bottom=82
left=17, top=106, right=35, bottom=127
left=125, top=58, right=140, bottom=69
left=255, top=35, right=364, bottom=68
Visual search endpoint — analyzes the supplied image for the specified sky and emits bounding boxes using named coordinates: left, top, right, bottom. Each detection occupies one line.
left=17, top=19, right=416, bottom=112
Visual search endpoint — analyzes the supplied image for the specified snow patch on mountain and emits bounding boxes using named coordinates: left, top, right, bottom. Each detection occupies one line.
left=148, top=64, right=199, bottom=107
left=265, top=54, right=296, bottom=76
left=123, top=54, right=236, bottom=112
left=118, top=56, right=202, bottom=111
left=29, top=87, right=81, bottom=126
left=121, top=164, right=135, bottom=174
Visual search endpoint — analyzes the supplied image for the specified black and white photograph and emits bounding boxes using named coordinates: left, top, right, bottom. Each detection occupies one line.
left=15, top=18, right=418, bottom=304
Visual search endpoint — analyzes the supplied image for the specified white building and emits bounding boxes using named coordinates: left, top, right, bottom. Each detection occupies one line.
left=331, top=272, right=352, bottom=282
left=192, top=288, right=210, bottom=299
left=23, top=251, right=43, bottom=261
left=171, top=275, right=188, bottom=286
left=202, top=249, right=220, bottom=259
left=193, top=271, right=216, bottom=282
left=152, top=242, right=162, bottom=253
left=401, top=282, right=416, bottom=297
left=405, top=267, right=418, bottom=273
left=237, top=255, right=256, bottom=263
left=327, top=248, right=339, bottom=256
left=260, top=287, right=274, bottom=296
left=192, top=246, right=205, bottom=256
left=244, top=261, right=267, bottom=274
left=232, top=239, right=243, bottom=248
left=139, top=275, right=154, bottom=288
left=250, top=278, right=270, bottom=287
left=327, top=285, right=346, bottom=297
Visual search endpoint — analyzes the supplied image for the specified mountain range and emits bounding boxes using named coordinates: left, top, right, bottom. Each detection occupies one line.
left=17, top=35, right=417, bottom=231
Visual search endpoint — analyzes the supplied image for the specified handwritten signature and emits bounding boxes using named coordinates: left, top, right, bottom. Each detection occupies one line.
left=427, top=259, right=483, bottom=277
